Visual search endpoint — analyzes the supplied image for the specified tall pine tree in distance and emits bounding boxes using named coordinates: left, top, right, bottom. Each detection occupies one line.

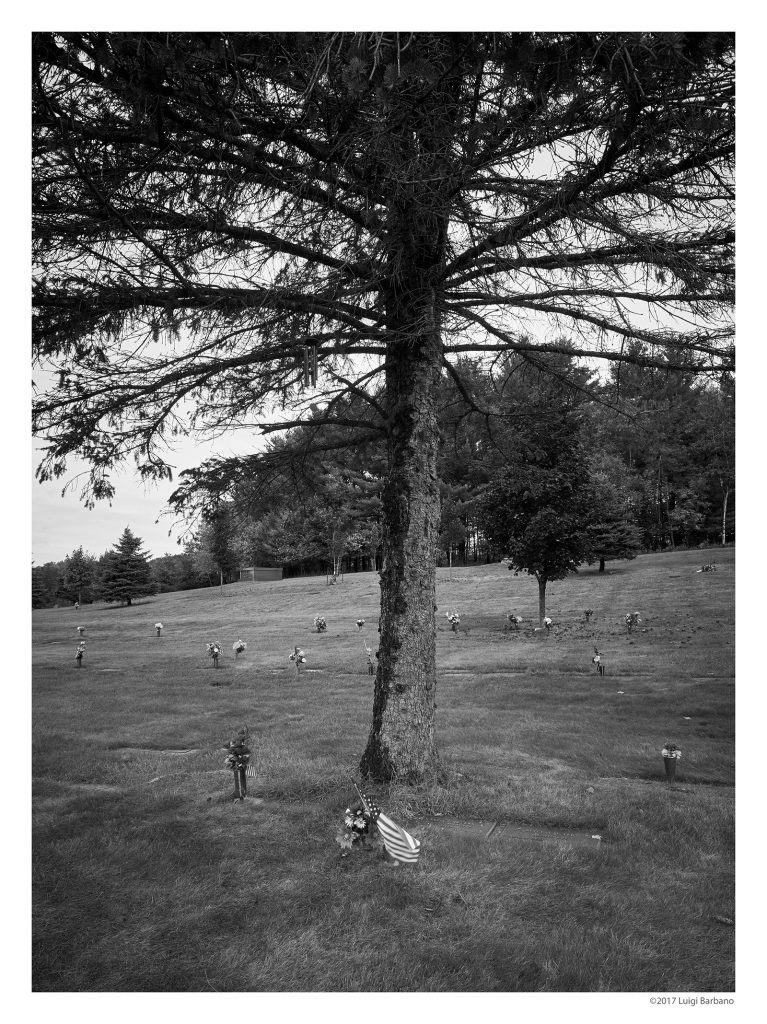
left=99, top=527, right=155, bottom=606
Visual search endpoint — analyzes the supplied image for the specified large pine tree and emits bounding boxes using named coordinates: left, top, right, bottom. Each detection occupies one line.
left=99, top=527, right=155, bottom=606
left=33, top=32, right=734, bottom=781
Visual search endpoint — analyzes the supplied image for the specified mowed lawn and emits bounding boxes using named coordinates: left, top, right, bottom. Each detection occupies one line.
left=32, top=548, right=735, bottom=992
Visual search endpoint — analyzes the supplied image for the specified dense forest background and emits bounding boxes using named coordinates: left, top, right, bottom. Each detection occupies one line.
left=33, top=352, right=733, bottom=606
left=32, top=350, right=733, bottom=609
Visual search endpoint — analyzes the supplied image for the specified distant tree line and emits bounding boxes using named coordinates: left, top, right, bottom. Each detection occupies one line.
left=32, top=526, right=231, bottom=609
left=33, top=349, right=733, bottom=610
left=169, top=347, right=734, bottom=590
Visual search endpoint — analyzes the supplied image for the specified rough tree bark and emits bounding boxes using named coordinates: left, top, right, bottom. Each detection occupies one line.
left=536, top=573, right=548, bottom=626
left=361, top=269, right=443, bottom=781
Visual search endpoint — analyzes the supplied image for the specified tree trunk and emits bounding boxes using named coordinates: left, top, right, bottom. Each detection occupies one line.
left=721, top=486, right=729, bottom=546
left=361, top=284, right=443, bottom=783
left=537, top=574, right=547, bottom=626
left=599, top=558, right=605, bottom=572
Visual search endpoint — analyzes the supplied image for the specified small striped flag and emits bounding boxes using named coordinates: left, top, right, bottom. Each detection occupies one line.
left=245, top=764, right=259, bottom=778
left=357, top=787, right=421, bottom=864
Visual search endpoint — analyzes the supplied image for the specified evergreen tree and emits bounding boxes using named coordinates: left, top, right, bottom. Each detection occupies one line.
left=61, top=546, right=97, bottom=604
left=99, top=527, right=155, bottom=606
left=33, top=32, right=734, bottom=782
left=32, top=562, right=59, bottom=608
left=586, top=457, right=643, bottom=571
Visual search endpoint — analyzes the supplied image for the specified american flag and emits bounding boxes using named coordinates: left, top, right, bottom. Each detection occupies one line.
left=357, top=787, right=421, bottom=864
left=245, top=764, right=259, bottom=778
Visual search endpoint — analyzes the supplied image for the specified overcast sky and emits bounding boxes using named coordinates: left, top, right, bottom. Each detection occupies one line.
left=31, top=432, right=261, bottom=565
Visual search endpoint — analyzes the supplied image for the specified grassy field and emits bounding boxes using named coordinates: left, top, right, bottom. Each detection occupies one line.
left=32, top=547, right=735, bottom=992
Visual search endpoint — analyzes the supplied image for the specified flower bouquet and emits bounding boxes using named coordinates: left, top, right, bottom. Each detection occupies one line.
left=77, top=626, right=85, bottom=636
left=155, top=622, right=163, bottom=637
left=584, top=609, right=594, bottom=623
left=446, top=610, right=461, bottom=632
left=314, top=615, right=327, bottom=633
left=661, top=742, right=682, bottom=782
left=592, top=646, right=605, bottom=675
left=207, top=642, right=221, bottom=671
left=364, top=640, right=376, bottom=675
left=356, top=618, right=365, bottom=631
left=289, top=646, right=306, bottom=675
left=335, top=804, right=379, bottom=856
left=625, top=612, right=641, bottom=633
left=506, top=613, right=522, bottom=630
left=75, top=641, right=85, bottom=666
left=224, top=728, right=252, bottom=799
left=233, top=639, right=247, bottom=660
left=543, top=616, right=553, bottom=632
left=697, top=563, right=717, bottom=573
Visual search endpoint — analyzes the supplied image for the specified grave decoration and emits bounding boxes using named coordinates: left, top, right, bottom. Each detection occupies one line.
left=314, top=615, right=327, bottom=633
left=661, top=742, right=682, bottom=782
left=592, top=646, right=605, bottom=675
left=233, top=639, right=247, bottom=660
left=155, top=622, right=163, bottom=637
left=364, top=640, right=375, bottom=675
left=697, top=563, right=717, bottom=573
left=625, top=611, right=641, bottom=633
left=350, top=779, right=421, bottom=865
left=584, top=609, right=594, bottom=622
left=543, top=616, right=553, bottom=633
left=446, top=610, right=461, bottom=632
left=506, top=613, right=522, bottom=630
left=355, top=618, right=365, bottom=631
left=335, top=804, right=378, bottom=856
left=77, top=626, right=85, bottom=636
left=224, top=727, right=254, bottom=800
left=75, top=641, right=85, bottom=666
left=207, top=642, right=221, bottom=669
left=289, top=646, right=306, bottom=675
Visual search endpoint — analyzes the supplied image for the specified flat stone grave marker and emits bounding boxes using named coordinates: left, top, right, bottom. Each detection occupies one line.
left=427, top=816, right=603, bottom=846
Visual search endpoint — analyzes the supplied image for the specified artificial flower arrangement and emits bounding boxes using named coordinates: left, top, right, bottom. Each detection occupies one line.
left=697, top=563, right=717, bottom=573
left=335, top=804, right=381, bottom=856
left=625, top=611, right=641, bottom=632
left=77, top=626, right=85, bottom=636
left=155, top=622, right=163, bottom=636
left=543, top=616, right=553, bottom=632
left=661, top=743, right=682, bottom=760
left=207, top=642, right=221, bottom=667
left=289, top=646, right=306, bottom=672
left=506, top=613, right=523, bottom=630
left=356, top=618, right=365, bottom=631
left=233, top=639, right=247, bottom=658
left=75, top=641, right=86, bottom=665
left=584, top=609, right=594, bottom=622
left=224, top=730, right=252, bottom=772
left=446, top=610, right=461, bottom=632
left=592, top=645, right=605, bottom=674
left=364, top=640, right=376, bottom=675
left=224, top=727, right=252, bottom=799
left=314, top=615, right=327, bottom=633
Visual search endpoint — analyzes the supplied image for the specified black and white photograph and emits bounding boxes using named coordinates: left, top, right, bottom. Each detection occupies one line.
left=23, top=5, right=749, bottom=1011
